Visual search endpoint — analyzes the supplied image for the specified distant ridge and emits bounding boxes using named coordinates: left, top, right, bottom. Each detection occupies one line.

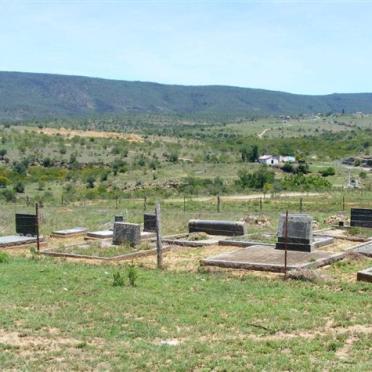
left=1, top=71, right=372, bottom=121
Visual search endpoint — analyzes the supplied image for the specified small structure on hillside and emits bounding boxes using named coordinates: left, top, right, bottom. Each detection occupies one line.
left=279, top=155, right=296, bottom=163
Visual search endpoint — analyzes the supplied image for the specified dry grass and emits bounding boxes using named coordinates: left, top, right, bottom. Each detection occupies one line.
left=33, top=127, right=143, bottom=142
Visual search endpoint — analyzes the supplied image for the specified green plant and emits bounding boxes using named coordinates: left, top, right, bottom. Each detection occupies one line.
left=0, top=252, right=9, bottom=263
left=112, top=271, right=125, bottom=287
left=128, top=265, right=138, bottom=287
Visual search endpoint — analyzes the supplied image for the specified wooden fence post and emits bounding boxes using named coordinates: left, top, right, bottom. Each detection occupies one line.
left=217, top=195, right=221, bottom=213
left=35, top=203, right=40, bottom=252
left=155, top=203, right=163, bottom=269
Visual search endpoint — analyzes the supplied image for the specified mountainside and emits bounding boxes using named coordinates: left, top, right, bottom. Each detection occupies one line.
left=1, top=71, right=372, bottom=121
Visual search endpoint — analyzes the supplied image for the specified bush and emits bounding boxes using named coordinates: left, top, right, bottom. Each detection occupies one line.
left=128, top=265, right=138, bottom=287
left=0, top=252, right=9, bottom=263
left=319, top=167, right=336, bottom=177
left=237, top=166, right=275, bottom=190
left=112, top=271, right=125, bottom=287
left=1, top=188, right=16, bottom=202
left=14, top=182, right=25, bottom=193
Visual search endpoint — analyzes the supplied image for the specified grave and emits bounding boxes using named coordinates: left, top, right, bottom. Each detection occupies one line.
left=357, top=267, right=372, bottom=283
left=275, top=213, right=313, bottom=252
left=189, top=219, right=246, bottom=236
left=112, top=222, right=141, bottom=246
left=85, top=230, right=113, bottom=240
left=0, top=235, right=45, bottom=249
left=144, top=213, right=156, bottom=232
left=51, top=227, right=88, bottom=238
left=201, top=244, right=346, bottom=272
left=350, top=208, right=372, bottom=228
left=114, top=215, right=124, bottom=222
left=354, top=242, right=372, bottom=257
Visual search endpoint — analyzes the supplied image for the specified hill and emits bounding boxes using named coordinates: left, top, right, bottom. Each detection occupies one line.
left=1, top=71, right=372, bottom=121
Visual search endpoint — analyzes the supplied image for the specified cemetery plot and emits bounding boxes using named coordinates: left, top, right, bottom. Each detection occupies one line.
left=51, top=227, right=88, bottom=238
left=354, top=242, right=372, bottom=257
left=357, top=267, right=372, bottom=283
left=163, top=232, right=225, bottom=247
left=85, top=230, right=113, bottom=240
left=201, top=244, right=347, bottom=272
left=41, top=240, right=170, bottom=261
left=0, top=235, right=45, bottom=249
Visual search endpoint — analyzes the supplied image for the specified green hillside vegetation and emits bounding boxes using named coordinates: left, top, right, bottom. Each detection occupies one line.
left=1, top=72, right=372, bottom=121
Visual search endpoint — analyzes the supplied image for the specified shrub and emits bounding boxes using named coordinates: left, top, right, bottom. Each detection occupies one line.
left=0, top=252, right=9, bottom=263
left=112, top=271, right=125, bottom=287
left=237, top=166, right=275, bottom=190
left=1, top=188, right=16, bottom=202
left=319, top=167, right=336, bottom=177
left=128, top=265, right=138, bottom=287
left=14, top=182, right=25, bottom=193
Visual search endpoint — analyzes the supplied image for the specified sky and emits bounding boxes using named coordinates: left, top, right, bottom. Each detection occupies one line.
left=0, top=0, right=372, bottom=94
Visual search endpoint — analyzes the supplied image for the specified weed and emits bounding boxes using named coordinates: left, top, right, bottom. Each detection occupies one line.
left=0, top=252, right=10, bottom=264
left=112, top=271, right=125, bottom=287
left=128, top=265, right=138, bottom=287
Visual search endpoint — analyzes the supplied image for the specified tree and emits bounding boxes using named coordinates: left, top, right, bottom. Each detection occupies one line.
left=241, top=145, right=259, bottom=162
left=86, top=176, right=96, bottom=189
left=238, top=166, right=275, bottom=190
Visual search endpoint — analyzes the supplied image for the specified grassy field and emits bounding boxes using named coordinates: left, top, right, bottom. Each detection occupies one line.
left=0, top=253, right=371, bottom=370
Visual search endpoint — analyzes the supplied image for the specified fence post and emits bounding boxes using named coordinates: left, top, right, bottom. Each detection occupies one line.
left=35, top=203, right=40, bottom=252
left=155, top=203, right=163, bottom=269
left=183, top=195, right=186, bottom=213
left=284, top=210, right=288, bottom=280
left=260, top=197, right=263, bottom=211
left=299, top=197, right=303, bottom=212
left=217, top=195, right=221, bottom=213
left=342, top=195, right=345, bottom=211
left=144, top=196, right=147, bottom=211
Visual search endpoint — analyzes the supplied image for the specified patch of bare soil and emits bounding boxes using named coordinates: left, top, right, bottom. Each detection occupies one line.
left=33, top=127, right=143, bottom=143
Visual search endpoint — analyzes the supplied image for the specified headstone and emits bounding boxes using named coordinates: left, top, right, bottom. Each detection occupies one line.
left=114, top=215, right=124, bottom=222
left=144, top=213, right=156, bottom=232
left=112, top=222, right=141, bottom=246
left=188, top=220, right=246, bottom=236
left=15, top=213, right=38, bottom=236
left=275, top=213, right=313, bottom=252
left=350, top=208, right=372, bottom=228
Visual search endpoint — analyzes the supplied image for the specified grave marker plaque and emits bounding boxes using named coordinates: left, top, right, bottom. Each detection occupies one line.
left=350, top=208, right=372, bottom=228
left=144, top=213, right=156, bottom=232
left=15, top=213, right=37, bottom=237
left=275, top=213, right=313, bottom=252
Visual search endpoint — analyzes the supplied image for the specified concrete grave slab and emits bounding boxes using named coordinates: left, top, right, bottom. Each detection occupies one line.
left=51, top=227, right=88, bottom=238
left=113, top=222, right=141, bottom=246
left=85, top=230, right=113, bottom=240
left=201, top=244, right=345, bottom=272
left=0, top=235, right=44, bottom=248
left=353, top=242, right=372, bottom=257
left=357, top=267, right=372, bottom=283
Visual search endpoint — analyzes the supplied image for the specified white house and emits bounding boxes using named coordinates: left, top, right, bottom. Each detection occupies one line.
left=258, top=155, right=279, bottom=166
left=279, top=155, right=296, bottom=163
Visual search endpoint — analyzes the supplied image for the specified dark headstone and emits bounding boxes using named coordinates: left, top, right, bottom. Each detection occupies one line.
left=144, top=213, right=156, bottom=232
left=112, top=222, right=141, bottom=246
left=357, top=267, right=372, bottom=283
left=188, top=219, right=246, bottom=236
left=275, top=213, right=313, bottom=252
left=15, top=213, right=37, bottom=236
left=350, top=208, right=372, bottom=228
left=114, top=215, right=124, bottom=222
